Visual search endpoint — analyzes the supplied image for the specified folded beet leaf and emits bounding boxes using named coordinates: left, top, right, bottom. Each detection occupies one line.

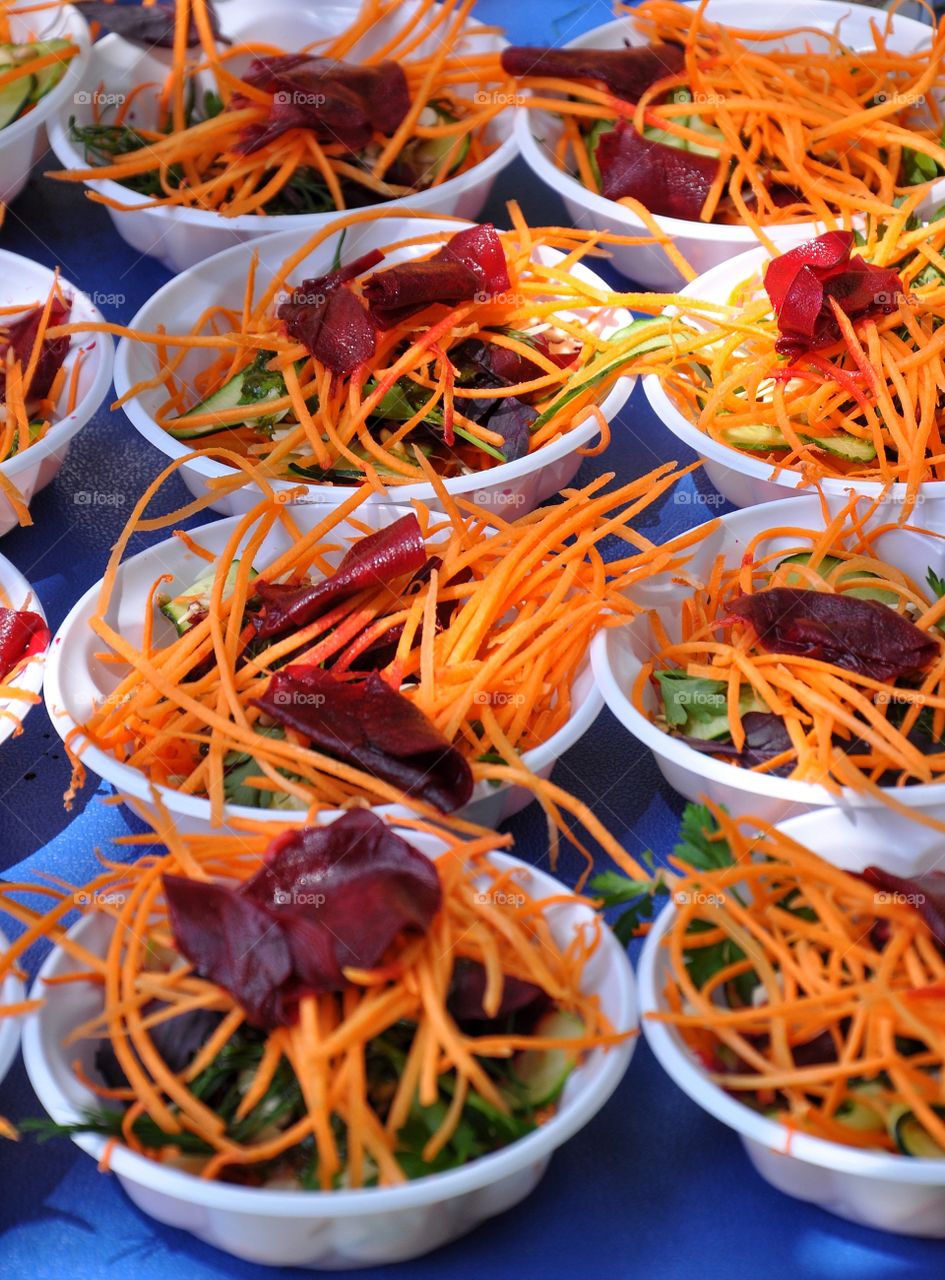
left=277, top=247, right=384, bottom=375
left=728, top=587, right=939, bottom=683
left=500, top=43, right=685, bottom=103
left=363, top=224, right=511, bottom=328
left=253, top=512, right=428, bottom=639
left=253, top=666, right=474, bottom=811
left=763, top=230, right=903, bottom=357
left=164, top=810, right=441, bottom=1028
left=234, top=55, right=409, bottom=154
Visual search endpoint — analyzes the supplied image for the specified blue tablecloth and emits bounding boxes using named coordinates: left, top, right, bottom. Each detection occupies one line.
left=0, top=2, right=940, bottom=1275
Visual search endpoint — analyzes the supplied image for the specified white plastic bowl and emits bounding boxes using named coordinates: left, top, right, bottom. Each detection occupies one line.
left=643, top=229, right=945, bottom=508
left=46, top=0, right=516, bottom=274
left=22, top=837, right=637, bottom=1269
left=0, top=249, right=115, bottom=536
left=638, top=807, right=945, bottom=1236
left=0, top=3, right=89, bottom=207
left=44, top=502, right=602, bottom=836
left=113, top=217, right=635, bottom=521
left=513, top=1, right=940, bottom=289
left=0, top=927, right=24, bottom=1092
left=591, top=490, right=945, bottom=828
left=0, top=549, right=48, bottom=745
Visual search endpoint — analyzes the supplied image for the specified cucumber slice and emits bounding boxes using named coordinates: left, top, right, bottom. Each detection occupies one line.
left=585, top=118, right=616, bottom=187
left=642, top=88, right=694, bottom=151
left=25, top=38, right=73, bottom=102
left=642, top=124, right=680, bottom=147
left=171, top=352, right=289, bottom=440
left=893, top=1106, right=945, bottom=1157
left=722, top=423, right=877, bottom=462
left=507, top=1010, right=584, bottom=1107
left=7, top=421, right=46, bottom=457
left=835, top=1095, right=886, bottom=1132
left=532, top=318, right=671, bottom=430
left=777, top=552, right=898, bottom=605
left=685, top=111, right=725, bottom=158
left=0, top=73, right=32, bottom=130
left=223, top=725, right=291, bottom=808
left=159, top=560, right=258, bottom=635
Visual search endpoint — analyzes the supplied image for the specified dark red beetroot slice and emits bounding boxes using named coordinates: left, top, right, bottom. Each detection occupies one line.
left=0, top=607, right=49, bottom=681
left=0, top=297, right=71, bottom=402
left=440, top=224, right=511, bottom=295
left=253, top=512, right=428, bottom=640
left=234, top=56, right=410, bottom=154
left=242, top=811, right=441, bottom=988
left=500, top=42, right=685, bottom=103
left=164, top=810, right=441, bottom=1029
left=860, top=866, right=945, bottom=948
left=163, top=877, right=293, bottom=1029
left=252, top=666, right=474, bottom=812
left=728, top=588, right=939, bottom=683
left=595, top=120, right=719, bottom=220
left=764, top=231, right=853, bottom=312
left=763, top=231, right=904, bottom=356
left=363, top=224, right=511, bottom=329
left=277, top=248, right=384, bottom=376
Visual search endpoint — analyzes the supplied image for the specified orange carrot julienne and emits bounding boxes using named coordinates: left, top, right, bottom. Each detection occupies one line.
left=48, top=0, right=517, bottom=218
left=0, top=813, right=626, bottom=1185
left=507, top=0, right=945, bottom=239
left=650, top=803, right=945, bottom=1153
left=62, top=446, right=709, bottom=880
